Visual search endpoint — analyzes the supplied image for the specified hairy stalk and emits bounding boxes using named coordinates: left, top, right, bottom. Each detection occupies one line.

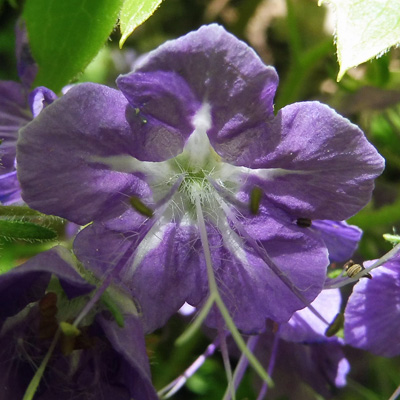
left=195, top=194, right=273, bottom=388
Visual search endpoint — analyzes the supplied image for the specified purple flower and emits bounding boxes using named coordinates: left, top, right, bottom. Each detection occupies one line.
left=17, top=25, right=384, bottom=333
left=0, top=246, right=158, bottom=400
left=252, top=289, right=349, bottom=399
left=311, top=220, right=362, bottom=263
left=344, top=253, right=400, bottom=357
left=0, top=81, right=31, bottom=204
left=0, top=22, right=56, bottom=205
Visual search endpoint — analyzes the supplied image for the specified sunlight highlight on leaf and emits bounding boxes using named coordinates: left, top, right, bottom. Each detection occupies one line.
left=119, top=0, right=163, bottom=48
left=320, top=0, right=400, bottom=81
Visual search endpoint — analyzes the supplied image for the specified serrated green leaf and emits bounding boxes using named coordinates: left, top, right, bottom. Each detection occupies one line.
left=0, top=220, right=57, bottom=241
left=23, top=0, right=123, bottom=92
left=320, top=0, right=400, bottom=81
left=0, top=205, right=48, bottom=218
left=119, top=0, right=163, bottom=48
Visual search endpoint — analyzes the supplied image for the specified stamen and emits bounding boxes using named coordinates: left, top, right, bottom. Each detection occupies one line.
left=250, top=186, right=263, bottom=215
left=129, top=196, right=154, bottom=218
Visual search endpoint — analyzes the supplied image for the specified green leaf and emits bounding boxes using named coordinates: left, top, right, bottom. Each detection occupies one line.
left=320, top=0, right=400, bottom=81
left=0, top=220, right=57, bottom=242
left=23, top=0, right=123, bottom=92
left=119, top=0, right=163, bottom=48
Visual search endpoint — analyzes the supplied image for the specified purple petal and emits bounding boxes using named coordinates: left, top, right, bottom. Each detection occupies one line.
left=256, top=329, right=349, bottom=398
left=117, top=71, right=201, bottom=161
left=344, top=256, right=400, bottom=357
left=0, top=170, right=22, bottom=204
left=0, top=81, right=31, bottom=172
left=17, top=83, right=146, bottom=224
left=98, top=313, right=158, bottom=400
left=74, top=218, right=207, bottom=333
left=117, top=24, right=278, bottom=162
left=312, top=220, right=362, bottom=262
left=282, top=341, right=350, bottom=395
left=204, top=220, right=328, bottom=332
left=74, top=208, right=329, bottom=334
left=242, top=102, right=384, bottom=220
left=0, top=246, right=94, bottom=328
left=29, top=86, right=58, bottom=117
left=279, top=288, right=342, bottom=343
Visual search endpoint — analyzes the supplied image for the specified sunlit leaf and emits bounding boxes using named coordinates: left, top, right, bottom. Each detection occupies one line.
left=119, top=0, right=163, bottom=48
left=320, top=0, right=400, bottom=81
left=23, top=0, right=123, bottom=92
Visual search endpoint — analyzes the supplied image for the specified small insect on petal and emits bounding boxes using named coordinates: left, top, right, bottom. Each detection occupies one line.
left=325, top=312, right=344, bottom=337
left=249, top=186, right=263, bottom=215
left=129, top=196, right=154, bottom=218
left=296, top=218, right=312, bottom=228
left=344, top=260, right=372, bottom=279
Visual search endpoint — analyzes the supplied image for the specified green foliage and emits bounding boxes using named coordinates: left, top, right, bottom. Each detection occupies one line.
left=0, top=220, right=57, bottom=242
left=119, top=0, right=164, bottom=48
left=320, top=0, right=400, bottom=81
left=23, top=0, right=123, bottom=92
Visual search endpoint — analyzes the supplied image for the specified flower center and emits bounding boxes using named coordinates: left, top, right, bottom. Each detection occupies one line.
left=168, top=128, right=222, bottom=218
